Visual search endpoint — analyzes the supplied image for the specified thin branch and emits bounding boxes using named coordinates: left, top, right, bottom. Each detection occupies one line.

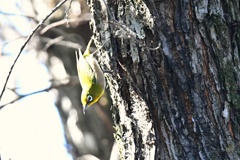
left=0, top=0, right=69, bottom=102
left=0, top=88, right=52, bottom=110
left=91, top=39, right=108, bottom=55
left=42, top=36, right=64, bottom=51
left=0, top=76, right=78, bottom=110
left=1, top=36, right=27, bottom=55
left=40, top=14, right=91, bottom=34
left=64, top=0, right=74, bottom=27
left=41, top=37, right=82, bottom=50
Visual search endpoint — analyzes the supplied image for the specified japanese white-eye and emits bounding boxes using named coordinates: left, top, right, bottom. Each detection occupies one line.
left=76, top=38, right=105, bottom=114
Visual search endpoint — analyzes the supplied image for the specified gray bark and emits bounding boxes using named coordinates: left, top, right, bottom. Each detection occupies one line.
left=89, top=0, right=240, bottom=159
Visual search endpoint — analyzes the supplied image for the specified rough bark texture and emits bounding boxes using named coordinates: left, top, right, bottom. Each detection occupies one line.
left=89, top=0, right=240, bottom=159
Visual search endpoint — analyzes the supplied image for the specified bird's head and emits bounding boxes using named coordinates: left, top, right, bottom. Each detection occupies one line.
left=81, top=83, right=104, bottom=114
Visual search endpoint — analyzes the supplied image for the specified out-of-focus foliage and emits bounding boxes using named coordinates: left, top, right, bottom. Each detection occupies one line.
left=0, top=0, right=117, bottom=160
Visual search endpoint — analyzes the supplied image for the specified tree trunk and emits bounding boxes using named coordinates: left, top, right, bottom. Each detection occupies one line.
left=88, top=0, right=240, bottom=159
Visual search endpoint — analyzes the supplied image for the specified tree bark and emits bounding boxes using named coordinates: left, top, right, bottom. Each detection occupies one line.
left=89, top=0, right=240, bottom=159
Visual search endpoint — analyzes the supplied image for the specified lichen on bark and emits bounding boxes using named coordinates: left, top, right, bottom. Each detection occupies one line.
left=88, top=0, right=240, bottom=159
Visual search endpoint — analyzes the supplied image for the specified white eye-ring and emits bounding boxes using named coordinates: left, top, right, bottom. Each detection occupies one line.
left=87, top=95, right=93, bottom=102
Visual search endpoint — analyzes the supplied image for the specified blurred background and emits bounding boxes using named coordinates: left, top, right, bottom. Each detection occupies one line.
left=0, top=0, right=117, bottom=160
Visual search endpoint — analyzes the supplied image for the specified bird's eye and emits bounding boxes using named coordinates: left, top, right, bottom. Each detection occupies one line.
left=87, top=95, right=93, bottom=102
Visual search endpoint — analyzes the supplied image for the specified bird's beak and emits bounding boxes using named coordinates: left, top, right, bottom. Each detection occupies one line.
left=83, top=105, right=88, bottom=114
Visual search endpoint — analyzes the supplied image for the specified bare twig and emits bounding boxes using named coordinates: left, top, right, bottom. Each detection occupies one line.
left=40, top=14, right=91, bottom=34
left=65, top=0, right=74, bottom=27
left=90, top=36, right=109, bottom=55
left=0, top=88, right=52, bottom=110
left=1, top=36, right=27, bottom=54
left=0, top=76, right=78, bottom=110
left=0, top=0, right=69, bottom=102
left=41, top=37, right=82, bottom=50
left=42, top=36, right=64, bottom=51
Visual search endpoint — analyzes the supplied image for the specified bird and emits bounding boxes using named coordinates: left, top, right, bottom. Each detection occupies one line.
left=75, top=38, right=105, bottom=114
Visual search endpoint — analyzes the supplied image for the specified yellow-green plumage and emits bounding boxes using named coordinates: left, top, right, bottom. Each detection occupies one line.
left=76, top=39, right=105, bottom=114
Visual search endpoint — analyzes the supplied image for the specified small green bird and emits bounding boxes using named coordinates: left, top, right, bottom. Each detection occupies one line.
left=76, top=38, right=105, bottom=114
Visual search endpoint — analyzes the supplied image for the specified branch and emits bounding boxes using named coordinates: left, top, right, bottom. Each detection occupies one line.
left=1, top=36, right=27, bottom=55
left=0, top=0, right=69, bottom=102
left=64, top=0, right=74, bottom=27
left=0, top=77, right=78, bottom=110
left=0, top=88, right=52, bottom=110
left=40, top=14, right=91, bottom=34
left=41, top=36, right=82, bottom=50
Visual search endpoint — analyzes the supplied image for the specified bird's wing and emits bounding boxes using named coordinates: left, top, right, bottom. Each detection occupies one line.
left=76, top=49, right=95, bottom=89
left=85, top=55, right=105, bottom=89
